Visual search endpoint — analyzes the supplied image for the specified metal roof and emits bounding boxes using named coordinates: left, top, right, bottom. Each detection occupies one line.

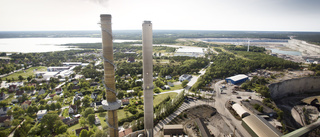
left=226, top=74, right=248, bottom=81
left=232, top=104, right=249, bottom=118
left=242, top=115, right=282, bottom=137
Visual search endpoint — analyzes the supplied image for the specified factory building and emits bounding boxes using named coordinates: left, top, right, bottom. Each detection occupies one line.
left=174, top=47, right=205, bottom=57
left=242, top=115, right=282, bottom=137
left=225, top=74, right=249, bottom=85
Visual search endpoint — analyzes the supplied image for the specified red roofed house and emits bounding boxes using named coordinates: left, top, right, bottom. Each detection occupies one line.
left=8, top=85, right=17, bottom=93
left=119, top=128, right=132, bottom=137
left=15, top=90, right=24, bottom=98
left=21, top=100, right=32, bottom=110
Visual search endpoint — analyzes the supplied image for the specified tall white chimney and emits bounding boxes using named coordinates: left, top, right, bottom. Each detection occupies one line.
left=100, top=14, right=121, bottom=137
left=142, top=20, right=154, bottom=137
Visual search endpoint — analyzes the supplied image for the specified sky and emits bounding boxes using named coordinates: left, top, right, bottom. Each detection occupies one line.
left=0, top=0, right=320, bottom=31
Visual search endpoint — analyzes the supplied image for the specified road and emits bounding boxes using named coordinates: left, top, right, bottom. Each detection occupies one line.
left=214, top=80, right=251, bottom=137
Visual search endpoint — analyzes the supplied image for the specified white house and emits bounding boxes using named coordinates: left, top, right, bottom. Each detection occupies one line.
left=179, top=74, right=192, bottom=82
left=37, top=110, right=47, bottom=121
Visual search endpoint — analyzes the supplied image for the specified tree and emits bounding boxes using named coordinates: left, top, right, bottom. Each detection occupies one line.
left=87, top=114, right=96, bottom=125
left=155, top=79, right=165, bottom=88
left=18, top=75, right=24, bottom=81
left=92, top=129, right=108, bottom=137
left=50, top=103, right=56, bottom=110
left=27, top=76, right=32, bottom=82
left=79, top=129, right=88, bottom=137
left=83, top=108, right=94, bottom=118
left=40, top=114, right=60, bottom=133
left=181, top=80, right=189, bottom=88
left=79, top=117, right=88, bottom=127
left=56, top=102, right=62, bottom=110
left=54, top=120, right=68, bottom=134
left=82, top=95, right=93, bottom=108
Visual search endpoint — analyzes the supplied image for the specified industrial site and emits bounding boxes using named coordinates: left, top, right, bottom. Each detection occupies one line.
left=0, top=7, right=320, bottom=137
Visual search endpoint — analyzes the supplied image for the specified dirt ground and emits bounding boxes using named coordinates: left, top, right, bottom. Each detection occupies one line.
left=167, top=105, right=232, bottom=137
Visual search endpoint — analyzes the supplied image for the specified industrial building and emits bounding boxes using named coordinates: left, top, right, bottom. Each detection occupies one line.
left=163, top=125, right=185, bottom=136
left=231, top=103, right=250, bottom=118
left=174, top=47, right=205, bottom=57
left=242, top=115, right=282, bottom=137
left=225, top=74, right=249, bottom=85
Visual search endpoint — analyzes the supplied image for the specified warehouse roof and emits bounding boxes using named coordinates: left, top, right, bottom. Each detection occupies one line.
left=232, top=104, right=250, bottom=118
left=163, top=124, right=183, bottom=130
left=243, top=115, right=282, bottom=137
left=226, top=74, right=248, bottom=81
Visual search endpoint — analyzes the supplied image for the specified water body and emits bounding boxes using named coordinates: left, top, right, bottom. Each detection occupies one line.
left=0, top=38, right=139, bottom=53
left=267, top=48, right=302, bottom=56
left=203, top=39, right=288, bottom=43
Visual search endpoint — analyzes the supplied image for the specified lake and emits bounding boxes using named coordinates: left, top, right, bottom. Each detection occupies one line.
left=0, top=38, right=139, bottom=53
left=267, top=48, right=302, bottom=56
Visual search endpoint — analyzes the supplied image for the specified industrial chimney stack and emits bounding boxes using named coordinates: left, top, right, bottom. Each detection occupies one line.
left=100, top=14, right=121, bottom=137
left=142, top=21, right=154, bottom=137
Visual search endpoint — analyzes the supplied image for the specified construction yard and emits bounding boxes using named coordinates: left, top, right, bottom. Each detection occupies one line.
left=167, top=105, right=232, bottom=137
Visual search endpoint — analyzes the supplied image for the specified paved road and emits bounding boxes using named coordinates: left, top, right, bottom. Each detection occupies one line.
left=214, top=80, right=250, bottom=137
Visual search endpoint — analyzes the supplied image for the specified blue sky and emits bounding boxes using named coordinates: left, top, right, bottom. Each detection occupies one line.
left=0, top=0, right=319, bottom=31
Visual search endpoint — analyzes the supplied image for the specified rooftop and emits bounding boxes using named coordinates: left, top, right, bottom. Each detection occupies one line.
left=226, top=74, right=248, bottom=81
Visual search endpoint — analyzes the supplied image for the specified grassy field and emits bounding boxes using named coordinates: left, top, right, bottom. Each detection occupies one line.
left=3, top=66, right=47, bottom=81
left=153, top=92, right=178, bottom=107
left=162, top=84, right=183, bottom=92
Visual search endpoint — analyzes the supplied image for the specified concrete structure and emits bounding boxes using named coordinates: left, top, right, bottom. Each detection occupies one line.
left=225, top=74, right=249, bottom=85
left=47, top=66, right=71, bottom=72
left=142, top=20, right=154, bottom=137
left=242, top=115, right=282, bottom=137
left=269, top=76, right=320, bottom=100
left=163, top=125, right=184, bottom=135
left=232, top=103, right=250, bottom=118
left=100, top=14, right=120, bottom=137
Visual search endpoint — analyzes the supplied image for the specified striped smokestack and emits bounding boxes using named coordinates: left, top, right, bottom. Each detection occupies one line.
left=142, top=20, right=154, bottom=137
left=100, top=14, right=121, bottom=137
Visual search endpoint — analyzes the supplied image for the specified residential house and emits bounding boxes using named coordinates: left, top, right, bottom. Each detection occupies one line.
left=0, top=107, right=10, bottom=116
left=31, top=90, right=37, bottom=96
left=38, top=89, right=46, bottom=95
left=49, top=94, right=56, bottom=99
left=37, top=110, right=47, bottom=121
left=69, top=105, right=77, bottom=114
left=165, top=75, right=172, bottom=80
left=90, top=82, right=99, bottom=88
left=61, top=117, right=79, bottom=126
left=73, top=95, right=81, bottom=103
left=55, top=88, right=63, bottom=95
left=72, top=85, right=80, bottom=90
left=71, top=79, right=79, bottom=85
left=91, top=92, right=98, bottom=100
left=8, top=85, right=17, bottom=93
left=47, top=100, right=57, bottom=105
left=121, top=99, right=130, bottom=106
left=0, top=115, right=13, bottom=127
left=0, top=92, right=6, bottom=100
left=15, top=90, right=25, bottom=98
left=21, top=100, right=32, bottom=110
left=95, top=115, right=100, bottom=125
left=127, top=57, right=135, bottom=63
left=179, top=74, right=192, bottom=82
left=75, top=127, right=88, bottom=136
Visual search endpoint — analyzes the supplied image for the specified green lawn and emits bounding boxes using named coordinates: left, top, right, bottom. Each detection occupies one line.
left=3, top=66, right=47, bottom=81
left=67, top=122, right=81, bottom=132
left=62, top=108, right=69, bottom=117
left=162, top=84, right=183, bottom=92
left=153, top=92, right=178, bottom=107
